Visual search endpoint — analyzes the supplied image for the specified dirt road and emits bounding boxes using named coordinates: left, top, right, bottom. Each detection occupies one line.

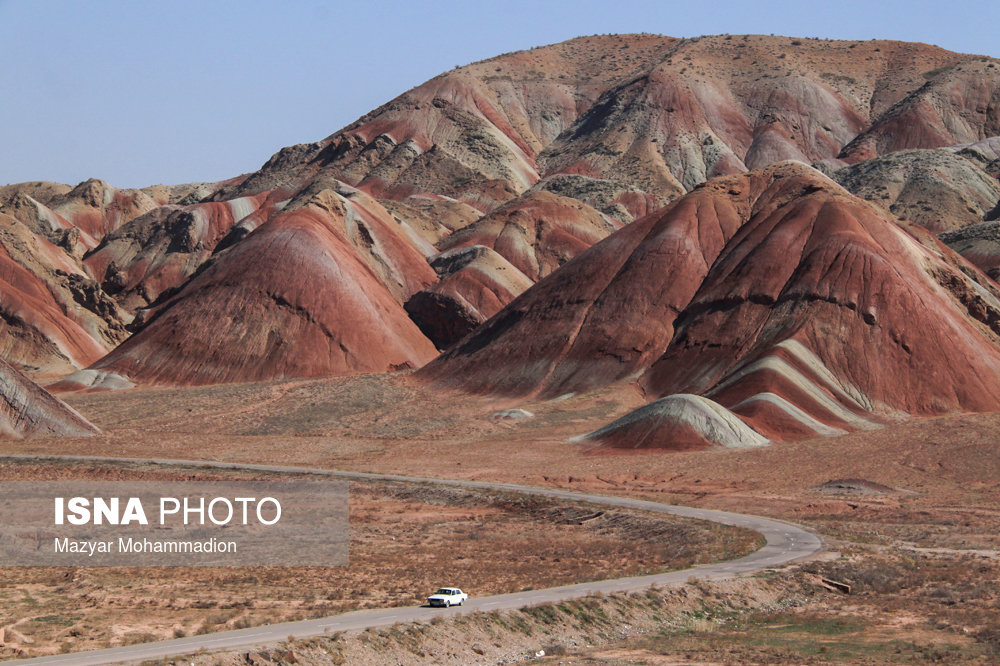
left=2, top=454, right=823, bottom=665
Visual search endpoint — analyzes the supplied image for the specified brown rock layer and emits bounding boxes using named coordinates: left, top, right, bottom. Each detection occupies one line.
left=87, top=193, right=439, bottom=386
left=0, top=357, right=100, bottom=438
left=424, top=162, right=1000, bottom=443
left=405, top=245, right=533, bottom=349
left=436, top=191, right=619, bottom=281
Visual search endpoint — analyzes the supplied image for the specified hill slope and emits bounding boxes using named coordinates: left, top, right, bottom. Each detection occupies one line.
left=1, top=34, right=998, bottom=397
left=0, top=357, right=99, bottom=438
left=84, top=189, right=438, bottom=385
left=422, top=162, right=1000, bottom=444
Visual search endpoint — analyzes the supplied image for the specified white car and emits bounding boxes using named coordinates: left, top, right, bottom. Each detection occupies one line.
left=427, top=587, right=467, bottom=607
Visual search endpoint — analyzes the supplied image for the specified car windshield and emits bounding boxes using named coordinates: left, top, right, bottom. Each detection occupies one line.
left=435, top=589, right=451, bottom=595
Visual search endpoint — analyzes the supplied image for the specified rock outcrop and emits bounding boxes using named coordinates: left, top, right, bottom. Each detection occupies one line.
left=0, top=357, right=100, bottom=437
left=833, top=148, right=1000, bottom=233
left=578, top=394, right=769, bottom=450
left=405, top=245, right=533, bottom=349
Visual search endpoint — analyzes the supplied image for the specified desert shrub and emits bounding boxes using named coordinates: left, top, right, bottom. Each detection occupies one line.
left=976, top=626, right=1000, bottom=656
left=122, top=631, right=156, bottom=645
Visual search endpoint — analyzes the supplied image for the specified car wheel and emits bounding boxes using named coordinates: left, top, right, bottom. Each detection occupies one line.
left=445, top=600, right=450, bottom=608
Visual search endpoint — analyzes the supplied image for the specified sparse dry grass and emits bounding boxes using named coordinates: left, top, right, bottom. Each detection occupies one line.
left=5, top=374, right=1000, bottom=662
left=0, top=461, right=758, bottom=659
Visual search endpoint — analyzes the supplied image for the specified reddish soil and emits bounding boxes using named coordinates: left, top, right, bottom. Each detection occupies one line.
left=5, top=373, right=999, bottom=661
left=0, top=459, right=756, bottom=659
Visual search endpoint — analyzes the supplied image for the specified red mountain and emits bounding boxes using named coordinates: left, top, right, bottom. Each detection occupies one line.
left=2, top=34, right=998, bottom=402
left=422, top=162, right=1000, bottom=445
left=83, top=188, right=438, bottom=386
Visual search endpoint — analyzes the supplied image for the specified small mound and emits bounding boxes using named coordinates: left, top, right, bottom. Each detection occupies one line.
left=490, top=408, right=534, bottom=420
left=49, top=369, right=135, bottom=393
left=813, top=478, right=898, bottom=495
left=579, top=394, right=768, bottom=451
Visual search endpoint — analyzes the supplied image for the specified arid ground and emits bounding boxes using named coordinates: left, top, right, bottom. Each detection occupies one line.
left=2, top=372, right=999, bottom=662
left=0, top=452, right=757, bottom=659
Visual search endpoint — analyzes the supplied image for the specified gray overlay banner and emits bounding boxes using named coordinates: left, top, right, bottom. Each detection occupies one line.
left=0, top=481, right=348, bottom=566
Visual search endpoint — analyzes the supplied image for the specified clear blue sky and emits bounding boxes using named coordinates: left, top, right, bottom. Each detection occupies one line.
left=1, top=0, right=997, bottom=189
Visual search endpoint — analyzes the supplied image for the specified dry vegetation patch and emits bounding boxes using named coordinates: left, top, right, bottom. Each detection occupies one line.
left=144, top=575, right=815, bottom=666
left=10, top=376, right=1000, bottom=662
left=101, top=552, right=1000, bottom=665
left=0, top=460, right=758, bottom=659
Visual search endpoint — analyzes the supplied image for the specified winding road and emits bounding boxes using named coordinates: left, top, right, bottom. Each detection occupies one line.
left=2, top=454, right=824, bottom=665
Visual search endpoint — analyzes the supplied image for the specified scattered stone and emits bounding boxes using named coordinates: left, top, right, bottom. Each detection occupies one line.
left=490, top=408, right=534, bottom=420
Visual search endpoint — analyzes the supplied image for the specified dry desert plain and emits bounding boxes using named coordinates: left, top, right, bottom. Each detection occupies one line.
left=1, top=372, right=999, bottom=663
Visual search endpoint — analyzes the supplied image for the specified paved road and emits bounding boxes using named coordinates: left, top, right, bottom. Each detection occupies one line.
left=2, top=454, right=824, bottom=665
